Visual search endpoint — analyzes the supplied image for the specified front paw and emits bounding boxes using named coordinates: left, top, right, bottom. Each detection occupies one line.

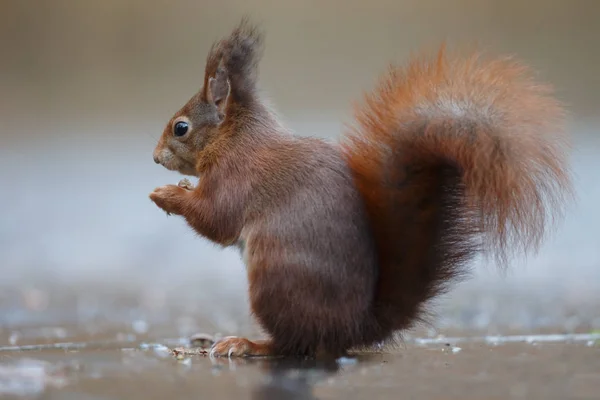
left=149, top=184, right=188, bottom=216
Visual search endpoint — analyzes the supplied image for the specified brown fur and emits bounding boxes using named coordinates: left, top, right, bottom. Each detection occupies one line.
left=150, top=19, right=572, bottom=358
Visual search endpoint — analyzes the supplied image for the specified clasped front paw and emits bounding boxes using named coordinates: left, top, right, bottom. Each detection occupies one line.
left=149, top=184, right=187, bottom=216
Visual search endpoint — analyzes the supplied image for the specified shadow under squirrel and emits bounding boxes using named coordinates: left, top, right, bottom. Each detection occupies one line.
left=150, top=18, right=572, bottom=358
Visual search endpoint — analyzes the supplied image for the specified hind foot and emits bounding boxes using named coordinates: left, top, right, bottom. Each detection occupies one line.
left=209, top=336, right=273, bottom=358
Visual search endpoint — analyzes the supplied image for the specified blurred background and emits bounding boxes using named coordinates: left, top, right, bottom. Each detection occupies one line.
left=1, top=0, right=599, bottom=338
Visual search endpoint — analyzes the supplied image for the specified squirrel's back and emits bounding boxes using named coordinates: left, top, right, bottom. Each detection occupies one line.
left=341, top=47, right=572, bottom=338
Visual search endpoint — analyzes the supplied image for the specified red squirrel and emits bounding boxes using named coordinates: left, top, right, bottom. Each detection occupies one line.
left=150, top=18, right=572, bottom=358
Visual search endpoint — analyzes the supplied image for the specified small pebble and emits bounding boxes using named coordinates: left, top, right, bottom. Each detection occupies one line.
left=121, top=348, right=136, bottom=353
left=451, top=347, right=462, bottom=354
left=189, top=333, right=215, bottom=348
left=132, top=320, right=149, bottom=334
left=152, top=345, right=171, bottom=358
left=139, top=343, right=166, bottom=351
left=178, top=357, right=192, bottom=366
left=8, top=332, right=20, bottom=345
left=337, top=357, right=358, bottom=366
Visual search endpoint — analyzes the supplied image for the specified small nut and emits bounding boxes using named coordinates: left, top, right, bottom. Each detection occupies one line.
left=178, top=178, right=194, bottom=190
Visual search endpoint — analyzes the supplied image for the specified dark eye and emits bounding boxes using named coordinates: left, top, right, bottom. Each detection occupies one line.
left=173, top=121, right=189, bottom=137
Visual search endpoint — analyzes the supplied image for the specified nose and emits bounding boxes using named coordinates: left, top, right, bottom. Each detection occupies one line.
left=153, top=153, right=160, bottom=164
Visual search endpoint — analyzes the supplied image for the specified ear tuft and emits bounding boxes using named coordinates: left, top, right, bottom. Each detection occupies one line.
left=203, top=17, right=264, bottom=105
left=222, top=17, right=265, bottom=94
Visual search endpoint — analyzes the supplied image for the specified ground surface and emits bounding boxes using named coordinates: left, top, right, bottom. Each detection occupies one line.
left=1, top=286, right=599, bottom=400
left=1, top=334, right=599, bottom=400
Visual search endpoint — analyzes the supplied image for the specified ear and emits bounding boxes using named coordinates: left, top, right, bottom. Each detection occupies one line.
left=206, top=62, right=230, bottom=117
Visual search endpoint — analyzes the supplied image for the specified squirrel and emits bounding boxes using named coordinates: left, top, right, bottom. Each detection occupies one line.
left=150, top=18, right=572, bottom=358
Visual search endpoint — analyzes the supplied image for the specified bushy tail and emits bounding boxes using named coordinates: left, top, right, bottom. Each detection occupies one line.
left=340, top=47, right=572, bottom=336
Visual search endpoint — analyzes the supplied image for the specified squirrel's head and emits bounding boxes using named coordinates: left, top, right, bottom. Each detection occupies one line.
left=153, top=18, right=264, bottom=176
left=153, top=64, right=231, bottom=176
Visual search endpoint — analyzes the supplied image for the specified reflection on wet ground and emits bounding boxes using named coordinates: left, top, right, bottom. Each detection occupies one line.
left=1, top=285, right=599, bottom=399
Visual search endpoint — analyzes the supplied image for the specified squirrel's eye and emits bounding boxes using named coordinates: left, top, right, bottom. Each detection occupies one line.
left=173, top=121, right=189, bottom=137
